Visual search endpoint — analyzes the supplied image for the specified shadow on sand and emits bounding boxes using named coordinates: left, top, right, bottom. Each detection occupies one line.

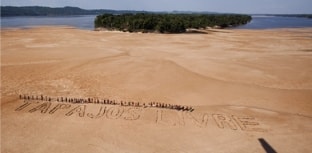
left=258, top=138, right=277, bottom=153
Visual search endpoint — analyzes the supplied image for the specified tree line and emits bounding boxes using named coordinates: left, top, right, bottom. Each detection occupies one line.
left=95, top=13, right=252, bottom=33
left=1, top=6, right=148, bottom=17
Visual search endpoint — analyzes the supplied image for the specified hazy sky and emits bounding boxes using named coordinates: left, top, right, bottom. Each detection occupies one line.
left=1, top=0, right=312, bottom=14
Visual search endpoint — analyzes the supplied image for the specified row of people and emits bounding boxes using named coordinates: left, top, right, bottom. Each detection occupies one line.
left=19, top=95, right=194, bottom=112
left=147, top=102, right=193, bottom=111
left=19, top=95, right=52, bottom=101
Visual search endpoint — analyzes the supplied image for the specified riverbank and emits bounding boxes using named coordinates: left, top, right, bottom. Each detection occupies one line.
left=2, top=27, right=312, bottom=153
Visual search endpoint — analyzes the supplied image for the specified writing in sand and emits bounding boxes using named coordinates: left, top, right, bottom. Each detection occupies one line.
left=15, top=96, right=266, bottom=132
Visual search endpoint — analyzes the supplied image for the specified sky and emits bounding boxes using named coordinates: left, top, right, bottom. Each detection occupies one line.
left=1, top=0, right=312, bottom=14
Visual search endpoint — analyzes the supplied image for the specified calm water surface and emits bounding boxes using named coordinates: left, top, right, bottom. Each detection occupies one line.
left=1, top=15, right=96, bottom=30
left=236, top=15, right=312, bottom=29
left=1, top=15, right=312, bottom=30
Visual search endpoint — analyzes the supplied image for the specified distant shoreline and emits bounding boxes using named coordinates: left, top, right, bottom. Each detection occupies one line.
left=2, top=16, right=312, bottom=31
left=0, top=6, right=228, bottom=17
left=2, top=6, right=312, bottom=18
left=2, top=26, right=312, bottom=33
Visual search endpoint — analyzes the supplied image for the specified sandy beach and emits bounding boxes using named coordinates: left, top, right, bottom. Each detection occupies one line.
left=2, top=26, right=312, bottom=153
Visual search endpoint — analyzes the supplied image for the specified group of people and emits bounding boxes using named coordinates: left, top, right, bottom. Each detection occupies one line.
left=19, top=94, right=194, bottom=112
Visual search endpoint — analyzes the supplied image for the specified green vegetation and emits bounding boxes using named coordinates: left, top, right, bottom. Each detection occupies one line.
left=95, top=13, right=252, bottom=33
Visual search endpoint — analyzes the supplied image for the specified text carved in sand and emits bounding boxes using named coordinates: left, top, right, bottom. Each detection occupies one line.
left=15, top=100, right=266, bottom=132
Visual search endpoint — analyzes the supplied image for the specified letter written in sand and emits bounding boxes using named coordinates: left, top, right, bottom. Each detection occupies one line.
left=65, top=105, right=86, bottom=117
left=49, top=104, right=71, bottom=114
left=15, top=100, right=33, bottom=111
left=155, top=110, right=184, bottom=126
left=123, top=107, right=142, bottom=120
left=232, top=115, right=265, bottom=132
left=87, top=106, right=107, bottom=119
left=212, top=114, right=237, bottom=130
left=106, top=107, right=124, bottom=119
left=29, top=102, right=52, bottom=114
left=186, top=112, right=209, bottom=128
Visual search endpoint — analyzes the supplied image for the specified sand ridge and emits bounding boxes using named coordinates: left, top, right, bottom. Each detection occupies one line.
left=1, top=27, right=312, bottom=153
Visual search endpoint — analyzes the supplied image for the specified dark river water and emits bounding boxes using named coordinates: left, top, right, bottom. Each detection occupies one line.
left=1, top=15, right=312, bottom=30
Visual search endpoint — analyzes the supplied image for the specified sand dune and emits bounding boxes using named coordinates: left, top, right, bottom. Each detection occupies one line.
left=2, top=27, right=312, bottom=153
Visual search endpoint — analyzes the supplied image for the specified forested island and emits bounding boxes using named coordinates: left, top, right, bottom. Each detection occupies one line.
left=95, top=14, right=252, bottom=33
left=2, top=6, right=254, bottom=33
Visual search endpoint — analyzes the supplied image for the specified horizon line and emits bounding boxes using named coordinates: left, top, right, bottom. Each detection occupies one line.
left=1, top=5, right=312, bottom=15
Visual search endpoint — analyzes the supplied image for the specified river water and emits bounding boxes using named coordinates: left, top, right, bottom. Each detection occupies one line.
left=1, top=15, right=312, bottom=30
left=236, top=15, right=312, bottom=29
left=1, top=15, right=96, bottom=30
